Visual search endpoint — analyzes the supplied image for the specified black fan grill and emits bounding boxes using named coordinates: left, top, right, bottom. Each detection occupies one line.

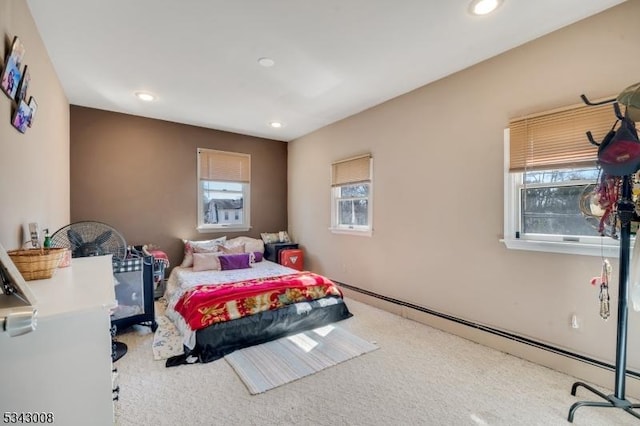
left=50, top=221, right=127, bottom=261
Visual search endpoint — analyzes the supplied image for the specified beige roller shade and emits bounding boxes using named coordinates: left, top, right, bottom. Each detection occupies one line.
left=198, top=149, right=251, bottom=182
left=509, top=101, right=616, bottom=172
left=331, top=154, right=372, bottom=186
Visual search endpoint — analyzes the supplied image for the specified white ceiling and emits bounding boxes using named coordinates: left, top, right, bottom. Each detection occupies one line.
left=26, top=0, right=626, bottom=142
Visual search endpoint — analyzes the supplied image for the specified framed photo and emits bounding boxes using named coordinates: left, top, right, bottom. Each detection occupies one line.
left=27, top=96, right=37, bottom=127
left=0, top=36, right=26, bottom=100
left=11, top=99, right=32, bottom=133
left=16, top=65, right=30, bottom=103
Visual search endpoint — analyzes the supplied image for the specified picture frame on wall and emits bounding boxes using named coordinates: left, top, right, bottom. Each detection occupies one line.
left=0, top=36, right=26, bottom=100
left=16, top=65, right=30, bottom=103
left=28, top=96, right=37, bottom=127
left=11, top=99, right=32, bottom=133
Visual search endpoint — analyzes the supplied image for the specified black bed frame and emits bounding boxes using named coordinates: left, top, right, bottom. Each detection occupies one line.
left=167, top=296, right=352, bottom=366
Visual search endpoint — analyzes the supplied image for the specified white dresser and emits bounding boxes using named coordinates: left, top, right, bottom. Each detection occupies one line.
left=0, top=255, right=117, bottom=426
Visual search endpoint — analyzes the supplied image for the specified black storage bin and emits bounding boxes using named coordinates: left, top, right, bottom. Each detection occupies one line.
left=264, top=242, right=299, bottom=263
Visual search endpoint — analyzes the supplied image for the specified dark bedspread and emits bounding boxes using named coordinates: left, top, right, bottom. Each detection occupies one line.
left=166, top=296, right=352, bottom=366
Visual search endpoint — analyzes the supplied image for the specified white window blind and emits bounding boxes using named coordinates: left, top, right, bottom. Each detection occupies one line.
left=331, top=154, right=372, bottom=186
left=508, top=101, right=616, bottom=172
left=198, top=149, right=251, bottom=183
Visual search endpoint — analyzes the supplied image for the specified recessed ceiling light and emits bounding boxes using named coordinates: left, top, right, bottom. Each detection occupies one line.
left=135, top=91, right=155, bottom=101
left=258, top=57, right=275, bottom=67
left=468, top=0, right=503, bottom=16
left=269, top=121, right=283, bottom=128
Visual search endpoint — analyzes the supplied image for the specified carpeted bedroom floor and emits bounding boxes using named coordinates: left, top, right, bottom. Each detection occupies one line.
left=113, top=298, right=639, bottom=425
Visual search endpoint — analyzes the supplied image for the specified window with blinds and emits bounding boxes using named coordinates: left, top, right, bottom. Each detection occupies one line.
left=330, top=154, right=373, bottom=235
left=197, top=149, right=251, bottom=232
left=503, top=99, right=621, bottom=257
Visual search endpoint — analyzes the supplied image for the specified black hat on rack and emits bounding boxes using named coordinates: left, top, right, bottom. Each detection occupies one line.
left=597, top=114, right=640, bottom=176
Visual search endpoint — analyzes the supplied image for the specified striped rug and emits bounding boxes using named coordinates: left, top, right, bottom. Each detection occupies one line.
left=224, top=325, right=378, bottom=394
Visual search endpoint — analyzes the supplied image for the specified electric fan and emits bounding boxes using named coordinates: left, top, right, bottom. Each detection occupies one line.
left=49, top=221, right=127, bottom=261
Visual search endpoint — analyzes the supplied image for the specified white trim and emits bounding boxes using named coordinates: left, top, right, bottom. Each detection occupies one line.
left=329, top=227, right=373, bottom=237
left=503, top=129, right=516, bottom=241
left=331, top=153, right=372, bottom=166
left=197, top=225, right=251, bottom=234
left=501, top=237, right=619, bottom=258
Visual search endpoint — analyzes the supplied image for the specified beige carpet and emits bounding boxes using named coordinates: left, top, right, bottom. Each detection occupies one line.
left=114, top=298, right=640, bottom=425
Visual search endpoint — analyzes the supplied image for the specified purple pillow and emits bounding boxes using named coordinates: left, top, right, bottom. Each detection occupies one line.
left=219, top=253, right=251, bottom=270
left=253, top=251, right=263, bottom=262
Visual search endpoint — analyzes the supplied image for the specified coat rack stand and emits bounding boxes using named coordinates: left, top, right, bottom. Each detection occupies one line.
left=568, top=176, right=640, bottom=422
left=568, top=93, right=640, bottom=422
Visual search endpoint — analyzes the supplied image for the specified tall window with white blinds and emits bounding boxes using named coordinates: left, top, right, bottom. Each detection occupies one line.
left=504, top=100, right=621, bottom=256
left=330, top=154, right=373, bottom=236
left=197, top=148, right=251, bottom=232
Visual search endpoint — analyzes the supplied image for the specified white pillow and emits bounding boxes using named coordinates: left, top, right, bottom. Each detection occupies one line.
left=192, top=252, right=222, bottom=272
left=219, top=242, right=245, bottom=254
left=180, top=236, right=226, bottom=267
left=227, top=236, right=265, bottom=254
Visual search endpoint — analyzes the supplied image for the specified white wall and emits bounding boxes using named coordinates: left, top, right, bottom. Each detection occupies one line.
left=289, top=0, right=640, bottom=379
left=0, top=0, right=69, bottom=250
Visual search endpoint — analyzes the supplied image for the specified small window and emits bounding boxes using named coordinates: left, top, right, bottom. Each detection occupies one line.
left=330, top=154, right=373, bottom=236
left=197, top=149, right=250, bottom=232
left=502, top=99, right=621, bottom=257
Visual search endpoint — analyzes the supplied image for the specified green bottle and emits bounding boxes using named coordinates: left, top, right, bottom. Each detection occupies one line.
left=43, top=229, right=52, bottom=248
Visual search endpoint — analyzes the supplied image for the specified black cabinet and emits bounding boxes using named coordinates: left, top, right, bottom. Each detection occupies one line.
left=264, top=242, right=299, bottom=263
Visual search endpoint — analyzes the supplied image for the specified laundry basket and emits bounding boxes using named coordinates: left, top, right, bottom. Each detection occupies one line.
left=7, top=248, right=65, bottom=280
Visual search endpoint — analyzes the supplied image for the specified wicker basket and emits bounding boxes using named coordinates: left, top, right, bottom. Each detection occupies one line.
left=7, top=248, right=65, bottom=281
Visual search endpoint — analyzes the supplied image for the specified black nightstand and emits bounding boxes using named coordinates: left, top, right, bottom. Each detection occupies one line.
left=264, top=242, right=299, bottom=263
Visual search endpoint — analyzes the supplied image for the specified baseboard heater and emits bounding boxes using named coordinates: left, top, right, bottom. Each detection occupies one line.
left=335, top=280, right=640, bottom=380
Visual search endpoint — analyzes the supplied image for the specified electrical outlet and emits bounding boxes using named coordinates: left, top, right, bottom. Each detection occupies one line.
left=570, top=314, right=580, bottom=329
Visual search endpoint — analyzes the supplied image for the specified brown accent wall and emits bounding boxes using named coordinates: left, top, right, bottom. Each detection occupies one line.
left=70, top=106, right=288, bottom=268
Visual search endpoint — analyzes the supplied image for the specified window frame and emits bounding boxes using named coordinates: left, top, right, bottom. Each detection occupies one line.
left=196, top=149, right=251, bottom=233
left=330, top=155, right=373, bottom=237
left=502, top=130, right=620, bottom=258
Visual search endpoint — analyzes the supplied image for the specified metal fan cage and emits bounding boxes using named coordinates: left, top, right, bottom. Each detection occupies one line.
left=50, top=221, right=127, bottom=261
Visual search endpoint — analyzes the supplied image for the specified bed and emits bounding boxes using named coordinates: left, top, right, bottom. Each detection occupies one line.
left=163, top=239, right=352, bottom=366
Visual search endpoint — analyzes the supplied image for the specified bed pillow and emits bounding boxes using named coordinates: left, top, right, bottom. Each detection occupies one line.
left=260, top=232, right=280, bottom=244
left=219, top=253, right=252, bottom=270
left=227, top=236, right=264, bottom=254
left=251, top=251, right=263, bottom=263
left=279, top=231, right=291, bottom=243
left=192, top=252, right=222, bottom=272
left=219, top=242, right=245, bottom=254
left=180, top=236, right=226, bottom=268
left=192, top=245, right=223, bottom=254
left=260, top=231, right=291, bottom=244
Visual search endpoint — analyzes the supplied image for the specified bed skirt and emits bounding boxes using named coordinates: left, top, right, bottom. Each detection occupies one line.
left=166, top=296, right=352, bottom=366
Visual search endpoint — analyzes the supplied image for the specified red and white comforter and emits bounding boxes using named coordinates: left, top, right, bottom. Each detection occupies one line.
left=164, top=261, right=343, bottom=349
